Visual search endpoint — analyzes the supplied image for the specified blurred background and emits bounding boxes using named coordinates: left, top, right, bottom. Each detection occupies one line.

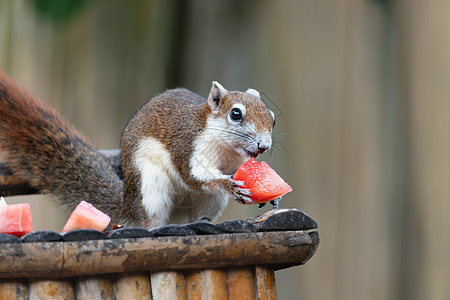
left=1, top=0, right=449, bottom=299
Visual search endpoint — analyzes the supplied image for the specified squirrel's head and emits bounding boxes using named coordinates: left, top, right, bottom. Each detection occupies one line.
left=206, top=81, right=275, bottom=159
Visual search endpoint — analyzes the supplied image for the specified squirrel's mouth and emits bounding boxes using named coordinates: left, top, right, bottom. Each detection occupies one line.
left=245, top=150, right=259, bottom=158
left=244, top=149, right=263, bottom=158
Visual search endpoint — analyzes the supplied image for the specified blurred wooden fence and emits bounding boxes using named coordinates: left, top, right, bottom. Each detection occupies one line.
left=1, top=0, right=449, bottom=299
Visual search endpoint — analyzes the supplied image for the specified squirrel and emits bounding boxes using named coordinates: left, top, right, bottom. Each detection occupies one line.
left=0, top=70, right=275, bottom=228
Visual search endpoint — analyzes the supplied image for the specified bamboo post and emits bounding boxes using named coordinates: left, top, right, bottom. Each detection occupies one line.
left=254, top=266, right=277, bottom=300
left=225, top=267, right=256, bottom=300
left=28, top=279, right=74, bottom=300
left=150, top=271, right=187, bottom=300
left=184, top=270, right=204, bottom=299
left=185, top=269, right=227, bottom=300
left=0, top=242, right=63, bottom=278
left=0, top=280, right=27, bottom=300
left=114, top=272, right=152, bottom=300
left=75, top=275, right=116, bottom=300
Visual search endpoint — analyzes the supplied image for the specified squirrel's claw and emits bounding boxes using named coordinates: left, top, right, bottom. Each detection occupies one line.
left=270, top=198, right=279, bottom=208
left=232, top=180, right=246, bottom=187
left=235, top=187, right=253, bottom=204
left=232, top=180, right=253, bottom=204
left=233, top=194, right=253, bottom=205
left=236, top=186, right=252, bottom=196
left=223, top=177, right=254, bottom=204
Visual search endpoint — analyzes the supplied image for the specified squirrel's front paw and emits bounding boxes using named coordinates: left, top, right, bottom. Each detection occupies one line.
left=205, top=176, right=253, bottom=204
left=230, top=179, right=253, bottom=204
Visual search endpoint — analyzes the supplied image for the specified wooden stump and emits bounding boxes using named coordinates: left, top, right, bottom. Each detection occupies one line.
left=0, top=207, right=319, bottom=299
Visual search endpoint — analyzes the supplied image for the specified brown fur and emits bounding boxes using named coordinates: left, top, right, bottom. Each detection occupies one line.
left=216, top=91, right=274, bottom=131
left=0, top=71, right=124, bottom=223
left=120, top=88, right=210, bottom=222
left=120, top=86, right=274, bottom=220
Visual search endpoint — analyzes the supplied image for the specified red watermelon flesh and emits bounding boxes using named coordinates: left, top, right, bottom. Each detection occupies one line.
left=62, top=201, right=111, bottom=233
left=0, top=203, right=33, bottom=236
left=233, top=158, right=292, bottom=204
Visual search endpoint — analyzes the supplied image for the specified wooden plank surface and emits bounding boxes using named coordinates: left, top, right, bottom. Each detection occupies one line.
left=185, top=270, right=203, bottom=299
left=0, top=280, right=27, bottom=300
left=225, top=267, right=255, bottom=300
left=397, top=1, right=450, bottom=299
left=60, top=231, right=313, bottom=278
left=0, top=230, right=315, bottom=279
left=0, top=242, right=63, bottom=278
left=150, top=271, right=187, bottom=300
left=29, top=279, right=74, bottom=300
left=185, top=269, right=227, bottom=300
left=114, top=272, right=152, bottom=300
left=254, top=266, right=277, bottom=300
left=75, top=275, right=116, bottom=300
left=202, top=269, right=227, bottom=300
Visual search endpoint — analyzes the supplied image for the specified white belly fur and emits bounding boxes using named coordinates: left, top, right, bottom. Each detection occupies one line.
left=134, top=137, right=229, bottom=227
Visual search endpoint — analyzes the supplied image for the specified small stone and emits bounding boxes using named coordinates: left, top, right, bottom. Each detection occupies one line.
left=21, top=230, right=62, bottom=242
left=248, top=208, right=318, bottom=231
left=216, top=220, right=257, bottom=233
left=186, top=222, right=224, bottom=235
left=149, top=224, right=196, bottom=237
left=0, top=233, right=20, bottom=243
left=108, top=227, right=154, bottom=239
left=61, top=229, right=106, bottom=241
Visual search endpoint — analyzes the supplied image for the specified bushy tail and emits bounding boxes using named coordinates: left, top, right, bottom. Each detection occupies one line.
left=0, top=70, right=123, bottom=220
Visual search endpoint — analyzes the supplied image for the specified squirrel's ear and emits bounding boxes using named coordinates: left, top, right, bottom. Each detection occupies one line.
left=208, top=81, right=228, bottom=112
left=246, top=88, right=260, bottom=99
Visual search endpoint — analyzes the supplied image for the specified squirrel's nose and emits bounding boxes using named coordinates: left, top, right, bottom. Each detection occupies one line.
left=257, top=143, right=270, bottom=154
left=256, top=133, right=272, bottom=155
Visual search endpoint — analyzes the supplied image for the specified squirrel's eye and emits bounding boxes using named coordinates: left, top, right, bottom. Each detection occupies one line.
left=273, top=119, right=276, bottom=127
left=230, top=108, right=243, bottom=122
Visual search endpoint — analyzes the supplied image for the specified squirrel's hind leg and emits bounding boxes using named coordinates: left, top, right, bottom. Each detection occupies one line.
left=188, top=192, right=229, bottom=223
left=138, top=160, right=174, bottom=228
left=134, top=137, right=179, bottom=228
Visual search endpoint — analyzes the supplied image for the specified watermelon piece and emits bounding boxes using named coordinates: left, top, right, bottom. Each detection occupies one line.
left=61, top=201, right=111, bottom=233
left=233, top=158, right=292, bottom=204
left=0, top=203, right=33, bottom=236
left=0, top=197, right=7, bottom=207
